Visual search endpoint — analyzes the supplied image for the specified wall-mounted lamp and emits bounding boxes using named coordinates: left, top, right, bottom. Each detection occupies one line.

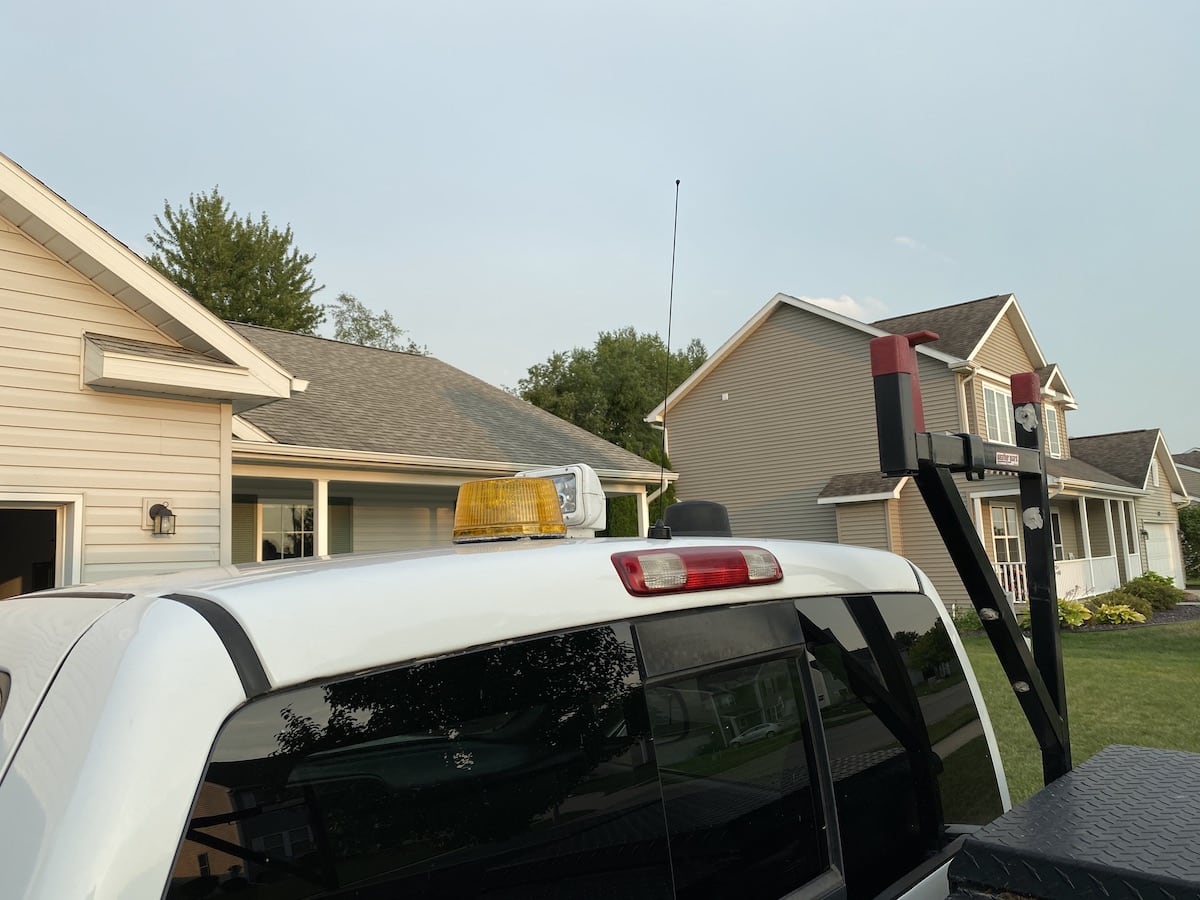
left=1138, top=526, right=1150, bottom=541
left=149, top=503, right=177, bottom=536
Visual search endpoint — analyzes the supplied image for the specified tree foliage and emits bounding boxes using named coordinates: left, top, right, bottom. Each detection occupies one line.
left=330, top=292, right=427, bottom=354
left=517, top=328, right=707, bottom=532
left=518, top=327, right=706, bottom=459
left=146, top=186, right=325, bottom=333
left=1180, top=504, right=1200, bottom=582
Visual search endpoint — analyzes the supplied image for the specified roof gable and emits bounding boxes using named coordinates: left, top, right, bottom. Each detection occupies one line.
left=872, top=294, right=1011, bottom=359
left=0, top=152, right=294, bottom=406
left=231, top=324, right=667, bottom=480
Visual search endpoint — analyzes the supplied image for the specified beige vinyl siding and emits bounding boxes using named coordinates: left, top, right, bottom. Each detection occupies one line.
left=887, top=500, right=904, bottom=555
left=1052, top=502, right=1083, bottom=559
left=834, top=502, right=889, bottom=550
left=0, top=217, right=226, bottom=583
left=974, top=312, right=1035, bottom=374
left=328, top=483, right=457, bottom=552
left=896, top=478, right=968, bottom=606
left=667, top=305, right=960, bottom=541
left=917, top=355, right=961, bottom=432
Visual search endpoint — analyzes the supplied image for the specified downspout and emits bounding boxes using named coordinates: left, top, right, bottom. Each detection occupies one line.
left=951, top=362, right=978, bottom=433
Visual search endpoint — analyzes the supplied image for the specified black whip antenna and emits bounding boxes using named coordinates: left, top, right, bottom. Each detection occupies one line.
left=648, top=179, right=681, bottom=539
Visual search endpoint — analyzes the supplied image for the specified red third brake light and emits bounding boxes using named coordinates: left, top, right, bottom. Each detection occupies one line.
left=611, top=546, right=783, bottom=596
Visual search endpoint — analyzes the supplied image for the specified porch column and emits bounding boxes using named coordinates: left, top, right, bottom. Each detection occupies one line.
left=1116, top=499, right=1131, bottom=583
left=313, top=478, right=329, bottom=556
left=1077, top=497, right=1093, bottom=591
left=1103, top=500, right=1118, bottom=593
left=636, top=490, right=651, bottom=539
left=1127, top=500, right=1144, bottom=577
left=972, top=495, right=985, bottom=542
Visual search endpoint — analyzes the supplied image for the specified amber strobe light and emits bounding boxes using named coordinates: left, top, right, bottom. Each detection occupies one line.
left=611, top=546, right=783, bottom=595
left=453, top=477, right=568, bottom=543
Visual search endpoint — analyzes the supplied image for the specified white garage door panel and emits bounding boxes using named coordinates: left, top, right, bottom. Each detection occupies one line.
left=1144, top=522, right=1183, bottom=587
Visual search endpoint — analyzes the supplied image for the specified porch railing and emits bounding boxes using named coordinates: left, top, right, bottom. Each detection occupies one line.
left=994, top=557, right=1123, bottom=605
left=994, top=561, right=1028, bottom=605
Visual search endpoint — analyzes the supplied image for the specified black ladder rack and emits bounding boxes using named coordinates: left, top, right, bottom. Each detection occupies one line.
left=869, top=330, right=1071, bottom=785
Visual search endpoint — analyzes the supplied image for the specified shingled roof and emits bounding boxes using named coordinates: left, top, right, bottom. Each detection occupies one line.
left=231, top=324, right=666, bottom=478
left=1174, top=450, right=1200, bottom=470
left=872, top=294, right=1010, bottom=360
left=1068, top=430, right=1162, bottom=489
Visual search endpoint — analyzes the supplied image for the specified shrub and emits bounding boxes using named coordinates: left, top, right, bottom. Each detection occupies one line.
left=950, top=605, right=982, bottom=635
left=1087, top=590, right=1153, bottom=620
left=1058, top=598, right=1092, bottom=628
left=1091, top=603, right=1147, bottom=625
left=1016, top=598, right=1092, bottom=630
left=1121, top=571, right=1186, bottom=611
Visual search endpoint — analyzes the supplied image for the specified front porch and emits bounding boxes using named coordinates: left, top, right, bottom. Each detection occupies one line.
left=977, top=493, right=1144, bottom=604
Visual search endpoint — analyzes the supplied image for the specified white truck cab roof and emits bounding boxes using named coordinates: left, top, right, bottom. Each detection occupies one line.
left=0, top=532, right=1005, bottom=900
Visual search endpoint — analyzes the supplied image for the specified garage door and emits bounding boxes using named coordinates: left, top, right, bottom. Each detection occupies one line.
left=1144, top=522, right=1183, bottom=587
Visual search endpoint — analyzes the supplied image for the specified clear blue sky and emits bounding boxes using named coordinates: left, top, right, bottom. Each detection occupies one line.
left=7, top=1, right=1197, bottom=453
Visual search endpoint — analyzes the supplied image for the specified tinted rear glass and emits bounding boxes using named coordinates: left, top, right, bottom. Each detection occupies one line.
left=797, top=594, right=1003, bottom=899
left=637, top=604, right=828, bottom=899
left=166, top=624, right=672, bottom=898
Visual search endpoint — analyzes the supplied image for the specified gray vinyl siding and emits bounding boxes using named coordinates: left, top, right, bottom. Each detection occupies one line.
left=0, top=216, right=227, bottom=583
left=667, top=305, right=960, bottom=541
left=834, top=502, right=889, bottom=550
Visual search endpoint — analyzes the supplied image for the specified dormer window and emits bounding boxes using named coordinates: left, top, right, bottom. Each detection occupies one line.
left=983, top=385, right=1015, bottom=445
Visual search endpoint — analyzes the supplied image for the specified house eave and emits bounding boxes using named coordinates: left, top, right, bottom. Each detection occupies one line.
left=232, top=441, right=675, bottom=487
left=0, top=151, right=295, bottom=401
left=81, top=337, right=288, bottom=411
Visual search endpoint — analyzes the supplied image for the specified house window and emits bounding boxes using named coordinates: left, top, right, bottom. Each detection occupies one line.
left=991, top=505, right=1022, bottom=562
left=261, top=503, right=313, bottom=560
left=1051, top=511, right=1064, bottom=561
left=1152, top=464, right=1160, bottom=488
left=1043, top=404, right=1062, bottom=458
left=983, top=386, right=1016, bottom=445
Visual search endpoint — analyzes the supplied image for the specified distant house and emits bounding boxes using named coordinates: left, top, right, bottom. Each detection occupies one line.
left=227, top=323, right=670, bottom=562
left=0, top=152, right=668, bottom=596
left=649, top=293, right=1189, bottom=604
left=1173, top=450, right=1200, bottom=505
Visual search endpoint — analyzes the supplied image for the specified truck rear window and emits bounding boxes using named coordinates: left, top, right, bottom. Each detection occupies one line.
left=166, top=624, right=673, bottom=899
left=797, top=594, right=1004, bottom=899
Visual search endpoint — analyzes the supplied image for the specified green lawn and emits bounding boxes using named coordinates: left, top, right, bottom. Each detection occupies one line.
left=962, top=620, right=1200, bottom=805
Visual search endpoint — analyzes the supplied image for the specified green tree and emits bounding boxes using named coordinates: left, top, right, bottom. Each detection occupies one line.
left=1178, top=505, right=1200, bottom=581
left=517, top=327, right=707, bottom=532
left=146, top=186, right=325, bottom=333
left=906, top=620, right=955, bottom=677
left=330, top=292, right=428, bottom=354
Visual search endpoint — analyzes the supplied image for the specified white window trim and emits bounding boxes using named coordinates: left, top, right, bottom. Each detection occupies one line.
left=983, top=385, right=1016, bottom=445
left=1050, top=511, right=1064, bottom=561
left=1043, top=404, right=1062, bottom=458
left=991, top=503, right=1023, bottom=563
left=0, top=491, right=85, bottom=587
